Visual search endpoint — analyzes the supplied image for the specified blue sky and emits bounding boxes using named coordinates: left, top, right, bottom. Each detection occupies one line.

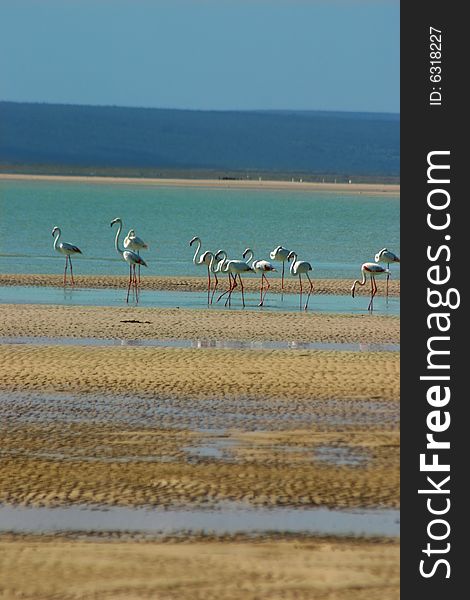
left=0, top=0, right=399, bottom=113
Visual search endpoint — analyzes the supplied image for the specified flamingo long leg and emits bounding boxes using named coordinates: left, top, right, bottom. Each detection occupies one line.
left=63, top=256, right=68, bottom=287
left=217, top=274, right=233, bottom=303
left=385, top=262, right=390, bottom=299
left=372, top=276, right=378, bottom=311
left=206, top=266, right=211, bottom=304
left=259, top=275, right=264, bottom=306
left=262, top=274, right=270, bottom=303
left=304, top=273, right=313, bottom=311
left=260, top=274, right=270, bottom=306
left=368, top=276, right=377, bottom=311
left=210, top=272, right=219, bottom=304
left=69, top=256, right=75, bottom=285
left=298, top=273, right=303, bottom=310
left=239, top=274, right=245, bottom=307
left=126, top=264, right=133, bottom=303
left=225, top=274, right=237, bottom=307
left=133, top=265, right=139, bottom=303
left=281, top=262, right=285, bottom=300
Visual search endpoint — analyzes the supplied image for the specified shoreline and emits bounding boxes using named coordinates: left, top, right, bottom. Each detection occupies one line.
left=0, top=172, right=400, bottom=195
left=0, top=273, right=401, bottom=296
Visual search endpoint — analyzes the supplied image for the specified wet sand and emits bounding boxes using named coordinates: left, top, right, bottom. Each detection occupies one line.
left=0, top=273, right=401, bottom=296
left=0, top=420, right=399, bottom=508
left=0, top=172, right=400, bottom=195
left=0, top=535, right=399, bottom=600
left=0, top=302, right=399, bottom=508
left=0, top=344, right=399, bottom=403
left=0, top=303, right=400, bottom=344
left=0, top=297, right=399, bottom=597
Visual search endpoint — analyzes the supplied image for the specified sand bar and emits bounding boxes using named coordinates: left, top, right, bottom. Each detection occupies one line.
left=0, top=304, right=399, bottom=344
left=0, top=273, right=401, bottom=296
left=0, top=172, right=400, bottom=195
left=0, top=536, right=399, bottom=600
left=0, top=344, right=399, bottom=402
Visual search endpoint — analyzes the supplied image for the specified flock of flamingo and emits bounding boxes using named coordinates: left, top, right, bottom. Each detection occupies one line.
left=51, top=221, right=400, bottom=311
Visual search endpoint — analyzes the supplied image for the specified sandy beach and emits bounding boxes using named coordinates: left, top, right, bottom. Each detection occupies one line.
left=0, top=172, right=400, bottom=195
left=0, top=535, right=400, bottom=600
left=0, top=298, right=399, bottom=598
left=0, top=303, right=399, bottom=343
left=0, top=302, right=399, bottom=512
left=0, top=535, right=399, bottom=600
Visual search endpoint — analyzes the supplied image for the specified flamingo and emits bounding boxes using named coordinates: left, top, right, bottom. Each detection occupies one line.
left=242, top=248, right=276, bottom=307
left=110, top=218, right=148, bottom=303
left=209, top=249, right=227, bottom=303
left=287, top=251, right=314, bottom=311
left=51, top=226, right=82, bottom=286
left=190, top=236, right=219, bottom=304
left=269, top=245, right=292, bottom=297
left=375, top=248, right=400, bottom=298
left=351, top=262, right=390, bottom=312
left=124, top=229, right=148, bottom=284
left=216, top=255, right=254, bottom=308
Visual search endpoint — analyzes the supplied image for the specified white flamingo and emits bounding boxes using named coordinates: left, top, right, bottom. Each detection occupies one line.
left=51, top=226, right=82, bottom=286
left=351, top=262, right=390, bottom=312
left=111, top=218, right=148, bottom=303
left=269, top=245, right=291, bottom=297
left=375, top=248, right=400, bottom=297
left=209, top=249, right=227, bottom=303
left=242, top=248, right=276, bottom=307
left=124, top=229, right=148, bottom=284
left=190, top=236, right=220, bottom=304
left=287, top=251, right=314, bottom=311
left=216, top=254, right=254, bottom=308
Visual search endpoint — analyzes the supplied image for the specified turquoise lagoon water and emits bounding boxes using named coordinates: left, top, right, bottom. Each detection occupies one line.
left=0, top=180, right=400, bottom=280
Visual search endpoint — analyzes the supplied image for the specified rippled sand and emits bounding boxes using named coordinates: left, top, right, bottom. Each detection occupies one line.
left=0, top=297, right=399, bottom=598
left=0, top=303, right=400, bottom=344
left=0, top=535, right=399, bottom=600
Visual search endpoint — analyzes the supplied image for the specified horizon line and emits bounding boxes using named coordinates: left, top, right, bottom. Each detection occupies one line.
left=0, top=99, right=400, bottom=117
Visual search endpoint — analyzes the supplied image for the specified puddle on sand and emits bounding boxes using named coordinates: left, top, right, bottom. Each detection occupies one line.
left=0, top=503, right=400, bottom=538
left=184, top=438, right=240, bottom=461
left=0, top=336, right=399, bottom=353
left=313, top=445, right=368, bottom=466
left=0, top=391, right=400, bottom=431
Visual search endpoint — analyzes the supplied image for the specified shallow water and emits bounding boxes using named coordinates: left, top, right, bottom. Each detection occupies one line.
left=0, top=180, right=400, bottom=280
left=0, top=503, right=400, bottom=537
left=0, top=285, right=400, bottom=315
left=0, top=391, right=400, bottom=431
left=0, top=335, right=400, bottom=353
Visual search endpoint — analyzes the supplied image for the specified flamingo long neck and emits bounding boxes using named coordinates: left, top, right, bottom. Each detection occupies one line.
left=113, top=220, right=124, bottom=256
left=207, top=252, right=216, bottom=272
left=53, top=228, right=61, bottom=251
left=352, top=270, right=367, bottom=294
left=215, top=251, right=227, bottom=273
left=289, top=253, right=297, bottom=275
left=244, top=249, right=254, bottom=263
left=192, top=238, right=202, bottom=265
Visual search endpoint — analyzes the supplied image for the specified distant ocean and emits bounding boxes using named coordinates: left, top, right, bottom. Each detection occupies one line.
left=0, top=179, right=400, bottom=280
left=0, top=102, right=399, bottom=181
